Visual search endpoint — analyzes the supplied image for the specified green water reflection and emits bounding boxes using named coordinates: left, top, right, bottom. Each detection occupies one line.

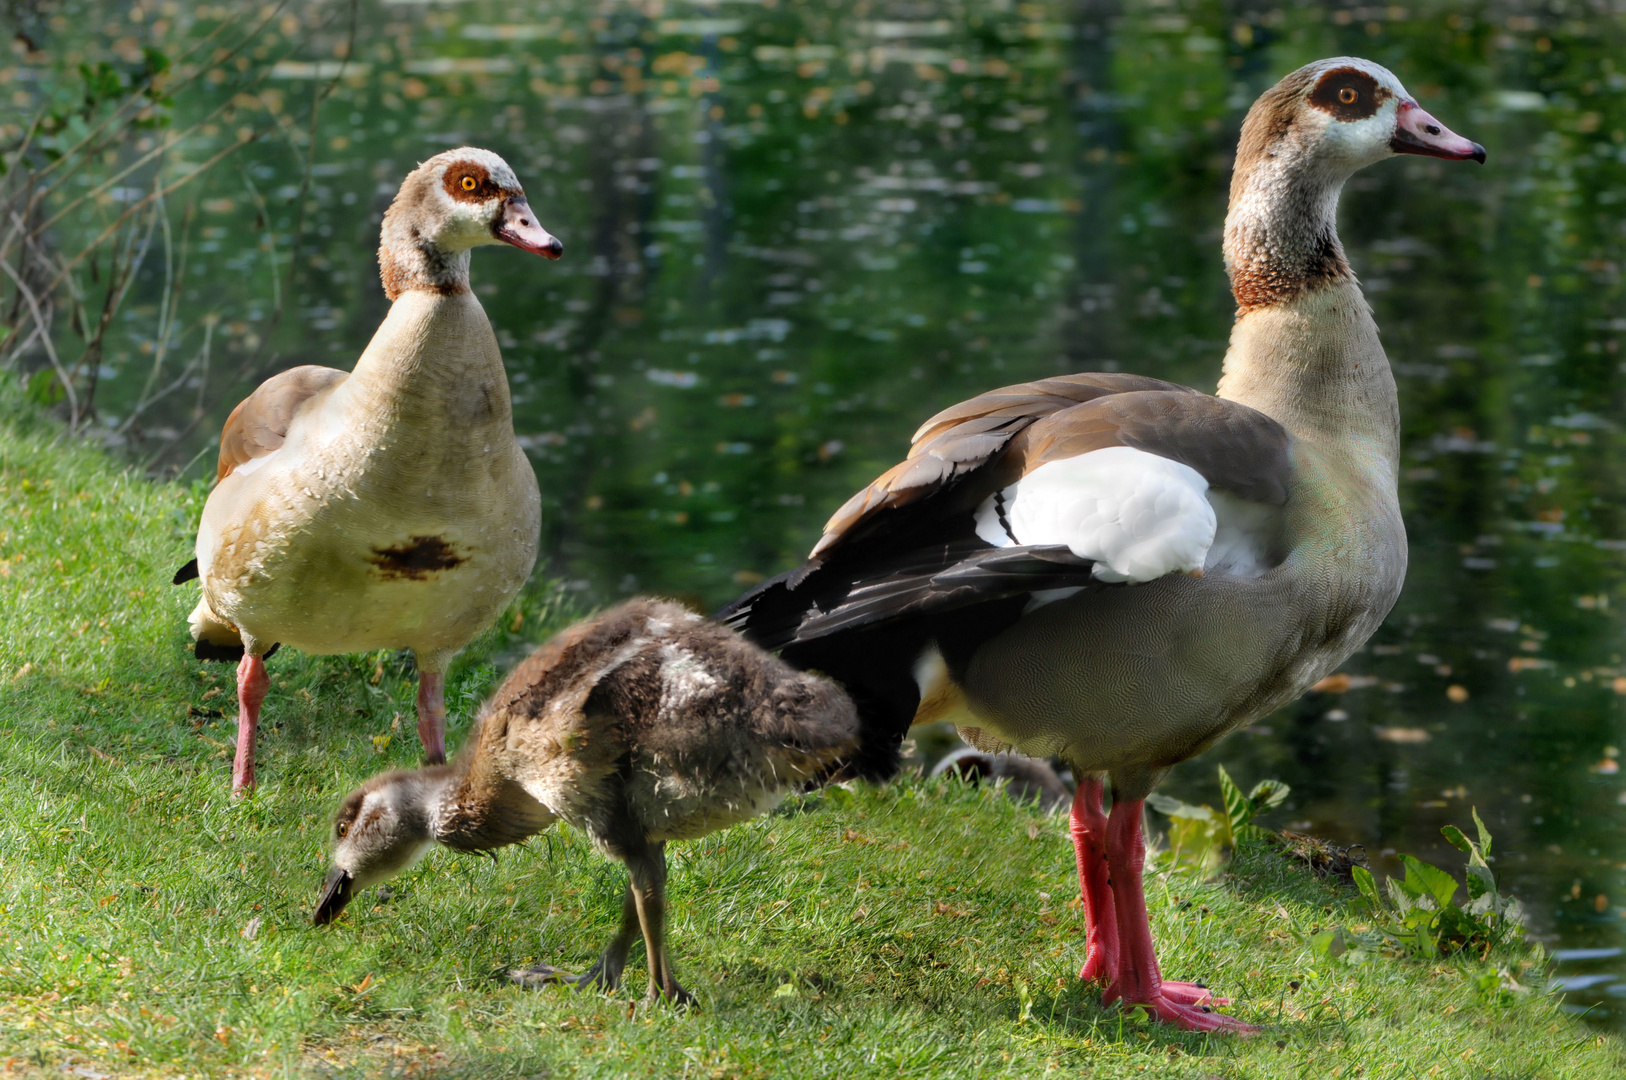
left=27, top=0, right=1626, bottom=1024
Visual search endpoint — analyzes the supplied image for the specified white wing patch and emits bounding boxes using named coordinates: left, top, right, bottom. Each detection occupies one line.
left=973, top=446, right=1217, bottom=584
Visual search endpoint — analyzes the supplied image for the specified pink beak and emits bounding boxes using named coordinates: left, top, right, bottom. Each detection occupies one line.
left=1391, top=101, right=1485, bottom=163
left=494, top=197, right=563, bottom=259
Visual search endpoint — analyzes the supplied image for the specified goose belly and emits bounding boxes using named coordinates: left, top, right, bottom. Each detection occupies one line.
left=952, top=553, right=1400, bottom=774
left=200, top=445, right=541, bottom=657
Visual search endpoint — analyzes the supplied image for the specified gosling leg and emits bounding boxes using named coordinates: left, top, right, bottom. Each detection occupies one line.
left=510, top=885, right=639, bottom=993
left=627, top=840, right=694, bottom=1007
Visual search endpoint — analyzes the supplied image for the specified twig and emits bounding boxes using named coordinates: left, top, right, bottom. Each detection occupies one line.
left=0, top=254, right=75, bottom=427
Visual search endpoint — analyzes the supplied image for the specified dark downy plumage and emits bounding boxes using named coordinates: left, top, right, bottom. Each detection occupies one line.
left=312, top=598, right=869, bottom=1006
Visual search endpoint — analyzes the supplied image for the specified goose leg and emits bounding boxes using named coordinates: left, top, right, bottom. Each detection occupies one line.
left=510, top=885, right=639, bottom=993
left=231, top=654, right=269, bottom=797
left=1100, top=798, right=1254, bottom=1033
left=627, top=841, right=694, bottom=1007
left=1069, top=774, right=1119, bottom=983
left=415, top=669, right=447, bottom=764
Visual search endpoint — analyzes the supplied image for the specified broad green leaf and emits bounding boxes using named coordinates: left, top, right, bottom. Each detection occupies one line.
left=1464, top=863, right=1495, bottom=902
left=1441, top=824, right=1471, bottom=854
left=1146, top=793, right=1212, bottom=821
left=1402, top=854, right=1459, bottom=909
left=1352, top=866, right=1384, bottom=914
left=1247, top=778, right=1290, bottom=815
left=1309, top=929, right=1346, bottom=960
left=1471, top=807, right=1493, bottom=857
left=1218, top=765, right=1248, bottom=838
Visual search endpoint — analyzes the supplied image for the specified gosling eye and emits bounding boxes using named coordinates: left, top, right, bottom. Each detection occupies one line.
left=336, top=822, right=349, bottom=839
left=461, top=175, right=477, bottom=192
left=1339, top=87, right=1358, bottom=105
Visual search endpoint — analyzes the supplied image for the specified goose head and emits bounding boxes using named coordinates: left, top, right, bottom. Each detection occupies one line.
left=1226, top=58, right=1484, bottom=311
left=377, top=147, right=563, bottom=301
left=313, top=769, right=442, bottom=925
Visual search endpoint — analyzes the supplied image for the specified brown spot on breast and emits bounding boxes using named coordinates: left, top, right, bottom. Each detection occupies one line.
left=1306, top=67, right=1388, bottom=122
left=368, top=535, right=468, bottom=580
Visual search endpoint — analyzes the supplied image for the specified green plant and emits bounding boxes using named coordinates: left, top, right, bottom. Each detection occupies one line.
left=1348, top=809, right=1525, bottom=961
left=1147, top=765, right=1290, bottom=876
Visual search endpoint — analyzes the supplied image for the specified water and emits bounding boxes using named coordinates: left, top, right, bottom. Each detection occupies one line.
left=17, top=0, right=1626, bottom=1025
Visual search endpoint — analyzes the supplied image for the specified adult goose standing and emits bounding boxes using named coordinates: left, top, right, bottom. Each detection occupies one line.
left=174, top=148, right=559, bottom=795
left=311, top=598, right=864, bottom=1006
left=722, top=59, right=1484, bottom=1031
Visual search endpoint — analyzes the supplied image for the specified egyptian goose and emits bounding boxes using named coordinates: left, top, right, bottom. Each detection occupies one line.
left=311, top=598, right=862, bottom=1006
left=722, top=59, right=1484, bottom=1032
left=173, top=148, right=559, bottom=795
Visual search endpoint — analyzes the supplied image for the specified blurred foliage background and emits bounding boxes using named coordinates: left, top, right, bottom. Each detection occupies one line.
left=4, top=0, right=1626, bottom=1025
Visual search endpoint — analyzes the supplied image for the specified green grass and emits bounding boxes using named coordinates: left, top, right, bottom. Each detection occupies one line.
left=1, top=389, right=1621, bottom=1080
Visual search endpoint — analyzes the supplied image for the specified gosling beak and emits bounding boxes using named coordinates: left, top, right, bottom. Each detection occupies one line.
left=313, top=866, right=355, bottom=926
left=494, top=196, right=563, bottom=260
left=1390, top=100, right=1486, bottom=164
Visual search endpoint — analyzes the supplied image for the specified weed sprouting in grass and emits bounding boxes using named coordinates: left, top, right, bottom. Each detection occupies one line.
left=1345, top=808, right=1526, bottom=962
left=1148, top=765, right=1290, bottom=877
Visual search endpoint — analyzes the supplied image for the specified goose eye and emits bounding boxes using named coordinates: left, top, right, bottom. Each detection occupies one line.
left=1339, top=87, right=1358, bottom=105
left=336, top=822, right=348, bottom=839
left=461, top=175, right=477, bottom=192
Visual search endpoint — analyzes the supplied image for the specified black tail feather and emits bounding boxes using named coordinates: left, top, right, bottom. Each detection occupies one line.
left=172, top=558, right=199, bottom=585
left=193, top=640, right=278, bottom=664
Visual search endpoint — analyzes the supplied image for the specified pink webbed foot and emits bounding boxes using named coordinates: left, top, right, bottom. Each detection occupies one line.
left=1135, top=993, right=1259, bottom=1034
left=1159, top=979, right=1229, bottom=1007
left=1098, top=796, right=1255, bottom=1034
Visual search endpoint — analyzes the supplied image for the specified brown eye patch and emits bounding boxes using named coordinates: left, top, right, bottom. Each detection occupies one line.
left=443, top=162, right=503, bottom=202
left=1307, top=67, right=1389, bottom=121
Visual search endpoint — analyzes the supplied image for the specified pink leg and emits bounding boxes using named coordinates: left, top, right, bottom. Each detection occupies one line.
left=232, top=654, right=269, bottom=797
left=1101, top=799, right=1256, bottom=1033
left=1070, top=776, right=1119, bottom=983
left=416, top=671, right=447, bottom=764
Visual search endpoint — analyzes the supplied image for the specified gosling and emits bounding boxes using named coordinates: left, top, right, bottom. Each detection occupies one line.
left=312, top=598, right=865, bottom=1005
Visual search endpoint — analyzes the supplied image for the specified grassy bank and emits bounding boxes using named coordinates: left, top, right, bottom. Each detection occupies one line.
left=0, top=393, right=1620, bottom=1079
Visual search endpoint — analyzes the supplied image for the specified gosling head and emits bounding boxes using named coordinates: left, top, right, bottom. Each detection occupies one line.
left=378, top=147, right=563, bottom=300
left=312, top=770, right=440, bottom=926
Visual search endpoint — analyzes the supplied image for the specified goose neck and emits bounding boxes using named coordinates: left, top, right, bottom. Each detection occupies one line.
left=1217, top=280, right=1400, bottom=478
left=342, top=290, right=513, bottom=428
left=1223, top=154, right=1352, bottom=314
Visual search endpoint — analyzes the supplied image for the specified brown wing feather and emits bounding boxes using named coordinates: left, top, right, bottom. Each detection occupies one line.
left=216, top=365, right=348, bottom=481
left=812, top=373, right=1219, bottom=556
left=1012, top=392, right=1292, bottom=506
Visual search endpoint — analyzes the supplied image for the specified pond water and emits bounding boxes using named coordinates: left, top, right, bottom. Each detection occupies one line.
left=25, top=0, right=1626, bottom=1026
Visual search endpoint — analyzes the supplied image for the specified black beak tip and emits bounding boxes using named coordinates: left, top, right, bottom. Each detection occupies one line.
left=1470, top=142, right=1487, bottom=165
left=543, top=238, right=564, bottom=260
left=313, top=869, right=354, bottom=926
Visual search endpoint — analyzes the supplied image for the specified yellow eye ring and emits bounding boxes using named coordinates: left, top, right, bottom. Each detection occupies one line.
left=1339, top=87, right=1358, bottom=105
left=461, top=176, right=477, bottom=191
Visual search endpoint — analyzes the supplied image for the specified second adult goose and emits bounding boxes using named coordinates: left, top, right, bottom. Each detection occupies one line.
left=311, top=598, right=863, bottom=1006
left=174, top=148, right=558, bottom=794
left=723, top=59, right=1483, bottom=1031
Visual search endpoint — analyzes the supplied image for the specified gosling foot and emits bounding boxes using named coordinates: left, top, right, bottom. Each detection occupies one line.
left=509, top=955, right=624, bottom=994
left=644, top=982, right=697, bottom=1009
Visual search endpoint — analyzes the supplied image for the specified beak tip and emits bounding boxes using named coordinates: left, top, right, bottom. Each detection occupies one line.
left=1471, top=142, right=1487, bottom=164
